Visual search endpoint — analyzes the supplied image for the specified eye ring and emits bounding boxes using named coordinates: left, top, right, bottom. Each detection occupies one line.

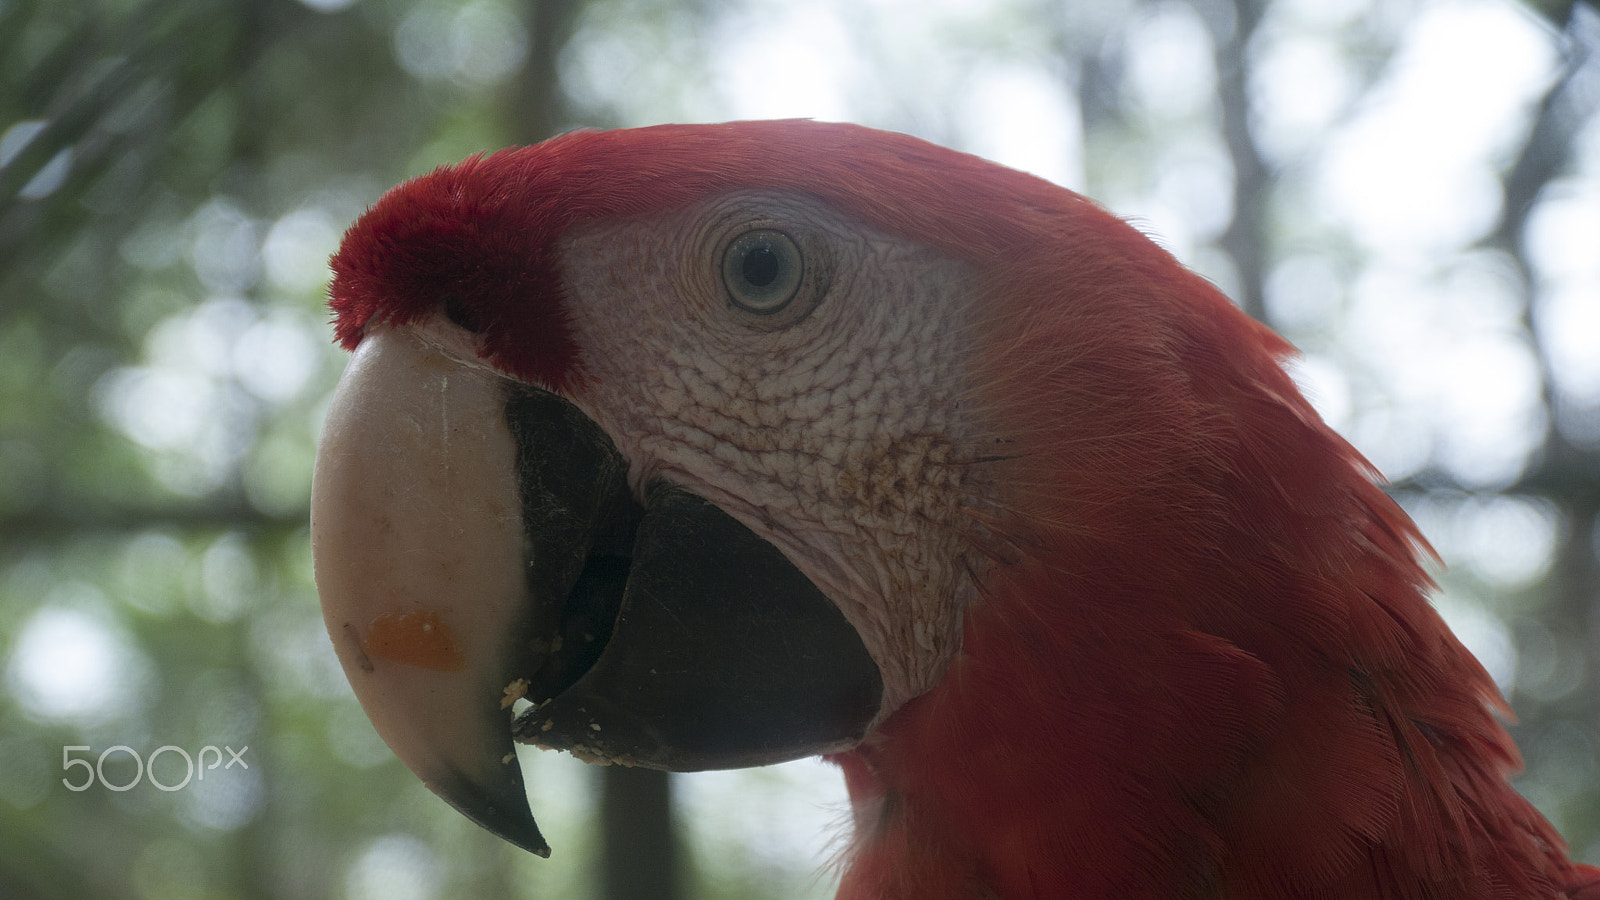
left=721, top=229, right=803, bottom=314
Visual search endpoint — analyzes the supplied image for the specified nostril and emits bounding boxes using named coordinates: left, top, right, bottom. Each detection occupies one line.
left=443, top=294, right=486, bottom=333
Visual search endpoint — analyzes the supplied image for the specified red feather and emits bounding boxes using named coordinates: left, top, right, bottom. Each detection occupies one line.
left=329, top=121, right=1600, bottom=900
left=814, top=138, right=1597, bottom=897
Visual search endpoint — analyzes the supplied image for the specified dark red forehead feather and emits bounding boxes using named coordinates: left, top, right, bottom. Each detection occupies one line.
left=327, top=119, right=1211, bottom=389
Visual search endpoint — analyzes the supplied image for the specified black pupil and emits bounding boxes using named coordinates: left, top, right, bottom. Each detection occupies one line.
left=742, top=244, right=781, bottom=288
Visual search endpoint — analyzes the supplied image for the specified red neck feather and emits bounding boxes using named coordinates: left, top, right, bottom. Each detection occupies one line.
left=831, top=216, right=1592, bottom=898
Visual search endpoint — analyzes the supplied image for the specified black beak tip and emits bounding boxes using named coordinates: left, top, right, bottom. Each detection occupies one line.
left=492, top=815, right=551, bottom=859
left=432, top=764, right=551, bottom=857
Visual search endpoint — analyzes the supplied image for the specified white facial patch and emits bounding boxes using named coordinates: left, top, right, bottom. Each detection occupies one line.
left=553, top=192, right=990, bottom=717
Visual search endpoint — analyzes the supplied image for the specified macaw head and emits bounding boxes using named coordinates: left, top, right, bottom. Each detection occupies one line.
left=311, top=120, right=1079, bottom=854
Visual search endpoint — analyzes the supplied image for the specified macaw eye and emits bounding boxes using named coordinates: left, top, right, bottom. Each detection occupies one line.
left=722, top=229, right=803, bottom=314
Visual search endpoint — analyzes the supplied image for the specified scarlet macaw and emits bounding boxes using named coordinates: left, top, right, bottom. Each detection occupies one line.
left=310, top=120, right=1600, bottom=899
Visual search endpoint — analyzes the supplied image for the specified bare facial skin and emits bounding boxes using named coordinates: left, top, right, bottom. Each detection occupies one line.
left=556, top=191, right=990, bottom=715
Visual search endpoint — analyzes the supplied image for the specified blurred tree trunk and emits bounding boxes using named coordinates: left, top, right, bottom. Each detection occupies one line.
left=506, top=0, right=584, bottom=146
left=1202, top=0, right=1269, bottom=323
left=600, top=765, right=680, bottom=900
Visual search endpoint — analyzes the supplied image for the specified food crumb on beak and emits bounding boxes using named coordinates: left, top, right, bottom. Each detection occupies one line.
left=501, top=677, right=530, bottom=709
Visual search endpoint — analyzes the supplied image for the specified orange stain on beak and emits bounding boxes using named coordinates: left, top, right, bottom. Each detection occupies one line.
left=364, top=610, right=466, bottom=671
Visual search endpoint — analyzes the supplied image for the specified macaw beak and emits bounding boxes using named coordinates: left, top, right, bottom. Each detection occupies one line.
left=310, top=326, right=552, bottom=855
left=310, top=326, right=882, bottom=856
